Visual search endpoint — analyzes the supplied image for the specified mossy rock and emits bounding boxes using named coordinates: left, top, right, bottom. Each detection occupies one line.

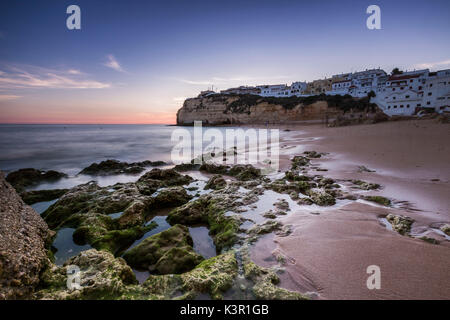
left=242, top=251, right=307, bottom=300
left=143, top=250, right=238, bottom=300
left=199, top=163, right=229, bottom=174
left=167, top=196, right=241, bottom=252
left=291, top=156, right=310, bottom=169
left=303, top=151, right=323, bottom=159
left=204, top=175, right=227, bottom=190
left=386, top=214, right=414, bottom=235
left=34, top=249, right=140, bottom=300
left=307, top=190, right=336, bottom=206
left=20, top=189, right=69, bottom=205
left=352, top=180, right=380, bottom=190
left=228, top=165, right=261, bottom=181
left=123, top=224, right=203, bottom=274
left=173, top=163, right=200, bottom=172
left=440, top=224, right=450, bottom=236
left=6, top=168, right=67, bottom=192
left=365, top=195, right=391, bottom=206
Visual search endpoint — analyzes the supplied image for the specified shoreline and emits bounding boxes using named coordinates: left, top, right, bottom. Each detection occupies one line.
left=250, top=119, right=450, bottom=299
left=1, top=119, right=449, bottom=300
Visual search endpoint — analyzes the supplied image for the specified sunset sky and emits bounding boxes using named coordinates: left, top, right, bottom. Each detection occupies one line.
left=1, top=0, right=449, bottom=124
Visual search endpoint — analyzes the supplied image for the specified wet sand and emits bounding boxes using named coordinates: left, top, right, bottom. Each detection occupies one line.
left=251, top=119, right=450, bottom=299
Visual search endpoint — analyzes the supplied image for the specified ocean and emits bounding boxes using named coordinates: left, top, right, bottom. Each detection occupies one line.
left=0, top=124, right=179, bottom=175
left=0, top=124, right=256, bottom=190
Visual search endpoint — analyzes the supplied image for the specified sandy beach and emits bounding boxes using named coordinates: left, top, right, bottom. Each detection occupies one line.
left=251, top=119, right=450, bottom=299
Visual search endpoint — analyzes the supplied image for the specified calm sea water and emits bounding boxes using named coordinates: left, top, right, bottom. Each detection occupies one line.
left=0, top=124, right=178, bottom=175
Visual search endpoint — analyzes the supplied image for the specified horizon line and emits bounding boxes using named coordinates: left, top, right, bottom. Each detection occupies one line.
left=0, top=122, right=175, bottom=125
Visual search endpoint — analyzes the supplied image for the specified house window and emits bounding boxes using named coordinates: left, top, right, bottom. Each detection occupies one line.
left=428, top=92, right=432, bottom=96
left=419, top=86, right=422, bottom=90
left=410, top=80, right=413, bottom=83
left=427, top=101, right=431, bottom=105
left=388, top=106, right=391, bottom=109
left=417, top=104, right=421, bottom=107
left=400, top=105, right=404, bottom=108
left=405, top=95, right=410, bottom=98
left=392, top=88, right=395, bottom=91
left=394, top=105, right=397, bottom=108
left=407, top=104, right=410, bottom=108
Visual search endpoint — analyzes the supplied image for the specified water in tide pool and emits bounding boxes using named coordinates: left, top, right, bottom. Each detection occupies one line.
left=52, top=228, right=91, bottom=266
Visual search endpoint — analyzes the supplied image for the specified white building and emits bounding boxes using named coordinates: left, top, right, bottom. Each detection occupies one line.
left=373, top=69, right=450, bottom=116
left=203, top=67, right=449, bottom=116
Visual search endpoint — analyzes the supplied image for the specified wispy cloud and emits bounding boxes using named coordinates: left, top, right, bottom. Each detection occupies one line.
left=0, top=94, right=21, bottom=101
left=103, top=54, right=125, bottom=72
left=176, top=75, right=291, bottom=87
left=0, top=64, right=110, bottom=89
left=413, top=59, right=450, bottom=70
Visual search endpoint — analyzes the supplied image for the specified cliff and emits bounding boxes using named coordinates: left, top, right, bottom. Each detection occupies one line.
left=176, top=94, right=379, bottom=125
left=0, top=172, right=52, bottom=299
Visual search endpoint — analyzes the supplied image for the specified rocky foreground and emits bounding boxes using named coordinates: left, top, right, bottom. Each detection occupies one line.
left=1, top=141, right=448, bottom=300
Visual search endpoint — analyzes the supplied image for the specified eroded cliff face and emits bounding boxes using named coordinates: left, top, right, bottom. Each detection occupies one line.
left=0, top=172, right=51, bottom=300
left=176, top=95, right=341, bottom=125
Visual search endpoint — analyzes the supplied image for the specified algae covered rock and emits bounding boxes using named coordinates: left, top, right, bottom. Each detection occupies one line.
left=6, top=168, right=67, bottom=192
left=307, top=190, right=336, bottom=206
left=351, top=180, right=380, bottom=190
left=123, top=224, right=203, bottom=274
left=42, top=181, right=146, bottom=229
left=242, top=251, right=307, bottom=300
left=136, top=168, right=193, bottom=195
left=204, top=175, right=227, bottom=190
left=79, top=159, right=165, bottom=176
left=440, top=224, right=450, bottom=236
left=364, top=195, right=391, bottom=206
left=150, top=187, right=192, bottom=208
left=173, top=163, right=200, bottom=172
left=199, top=163, right=229, bottom=174
left=303, top=150, right=324, bottom=159
left=20, top=189, right=68, bottom=205
left=228, top=164, right=261, bottom=181
left=35, top=249, right=142, bottom=300
left=248, top=220, right=282, bottom=236
left=386, top=214, right=414, bottom=235
left=144, top=250, right=238, bottom=300
left=167, top=195, right=241, bottom=252
left=291, top=156, right=310, bottom=169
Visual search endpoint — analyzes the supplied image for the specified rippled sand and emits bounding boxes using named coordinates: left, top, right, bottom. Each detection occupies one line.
left=251, top=119, right=450, bottom=299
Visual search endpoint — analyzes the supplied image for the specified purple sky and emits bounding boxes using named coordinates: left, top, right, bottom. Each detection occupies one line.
left=0, top=0, right=449, bottom=124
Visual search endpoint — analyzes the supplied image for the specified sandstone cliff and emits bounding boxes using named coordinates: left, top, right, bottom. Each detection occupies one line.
left=0, top=172, right=51, bottom=299
left=176, top=94, right=347, bottom=125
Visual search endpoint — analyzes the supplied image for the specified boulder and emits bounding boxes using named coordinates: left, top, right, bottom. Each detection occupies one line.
left=6, top=168, right=67, bottom=192
left=0, top=172, right=51, bottom=299
left=204, top=175, right=227, bottom=190
left=123, top=225, right=203, bottom=274
left=35, top=249, right=142, bottom=300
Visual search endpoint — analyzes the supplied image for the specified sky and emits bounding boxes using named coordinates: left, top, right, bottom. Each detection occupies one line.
left=0, top=0, right=449, bottom=124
